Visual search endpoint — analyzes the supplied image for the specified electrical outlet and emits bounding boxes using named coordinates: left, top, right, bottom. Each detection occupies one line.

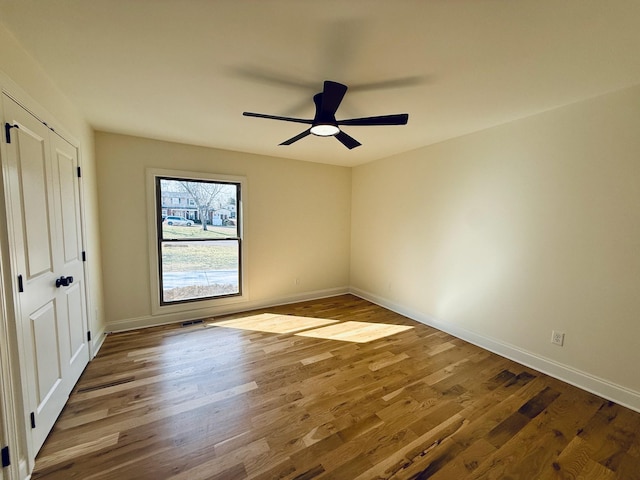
left=551, top=330, right=565, bottom=346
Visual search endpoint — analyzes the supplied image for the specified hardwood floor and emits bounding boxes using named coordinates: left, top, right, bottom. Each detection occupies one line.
left=31, top=295, right=640, bottom=479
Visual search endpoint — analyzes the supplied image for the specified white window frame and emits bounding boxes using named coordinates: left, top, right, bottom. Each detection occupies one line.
left=146, top=168, right=248, bottom=316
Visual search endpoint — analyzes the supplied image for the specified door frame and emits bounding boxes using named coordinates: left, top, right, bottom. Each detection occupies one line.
left=0, top=76, right=92, bottom=474
left=0, top=276, right=25, bottom=480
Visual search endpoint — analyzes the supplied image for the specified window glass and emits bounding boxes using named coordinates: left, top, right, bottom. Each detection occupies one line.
left=157, top=177, right=241, bottom=304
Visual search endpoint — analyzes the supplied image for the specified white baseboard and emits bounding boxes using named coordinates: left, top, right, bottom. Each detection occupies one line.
left=90, top=327, right=107, bottom=359
left=350, top=287, right=640, bottom=414
left=105, top=287, right=350, bottom=333
left=103, top=285, right=640, bottom=413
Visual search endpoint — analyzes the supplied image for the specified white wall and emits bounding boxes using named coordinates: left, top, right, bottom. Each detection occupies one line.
left=95, top=132, right=352, bottom=330
left=351, top=84, right=640, bottom=411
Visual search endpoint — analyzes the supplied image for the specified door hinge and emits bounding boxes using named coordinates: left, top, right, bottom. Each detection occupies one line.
left=30, top=412, right=36, bottom=429
left=1, top=446, right=9, bottom=468
left=17, top=274, right=24, bottom=293
left=82, top=251, right=87, bottom=262
left=77, top=166, right=82, bottom=178
left=5, top=122, right=19, bottom=144
left=87, top=330, right=92, bottom=342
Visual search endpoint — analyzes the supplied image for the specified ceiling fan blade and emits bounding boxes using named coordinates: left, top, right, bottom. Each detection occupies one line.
left=338, top=113, right=409, bottom=126
left=335, top=130, right=361, bottom=150
left=319, top=81, right=348, bottom=117
left=279, top=129, right=312, bottom=146
left=243, top=112, right=313, bottom=125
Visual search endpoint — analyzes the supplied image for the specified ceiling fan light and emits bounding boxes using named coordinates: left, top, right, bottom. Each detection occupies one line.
left=310, top=124, right=340, bottom=136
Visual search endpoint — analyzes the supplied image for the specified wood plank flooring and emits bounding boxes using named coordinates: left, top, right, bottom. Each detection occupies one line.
left=31, top=295, right=640, bottom=479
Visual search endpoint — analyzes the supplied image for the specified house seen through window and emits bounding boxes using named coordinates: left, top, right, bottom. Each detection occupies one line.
left=157, top=177, right=241, bottom=304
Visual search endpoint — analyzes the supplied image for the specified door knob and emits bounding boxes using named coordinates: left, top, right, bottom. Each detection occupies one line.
left=55, top=276, right=74, bottom=288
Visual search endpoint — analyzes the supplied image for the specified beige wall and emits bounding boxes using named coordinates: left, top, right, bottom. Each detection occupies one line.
left=95, top=132, right=351, bottom=329
left=352, top=84, right=640, bottom=407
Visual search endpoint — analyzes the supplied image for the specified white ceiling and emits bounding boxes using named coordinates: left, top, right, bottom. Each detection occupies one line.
left=1, top=0, right=640, bottom=167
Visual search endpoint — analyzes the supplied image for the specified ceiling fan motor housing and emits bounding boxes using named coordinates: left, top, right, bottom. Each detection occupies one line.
left=311, top=91, right=340, bottom=136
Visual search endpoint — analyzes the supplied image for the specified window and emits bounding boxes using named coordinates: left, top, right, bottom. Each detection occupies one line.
left=155, top=176, right=242, bottom=305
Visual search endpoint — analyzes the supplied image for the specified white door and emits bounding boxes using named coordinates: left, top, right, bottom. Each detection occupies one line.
left=50, top=132, right=90, bottom=386
left=2, top=95, right=89, bottom=455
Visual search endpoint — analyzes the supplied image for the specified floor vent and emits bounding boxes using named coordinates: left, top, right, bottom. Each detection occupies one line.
left=181, top=319, right=204, bottom=327
left=76, top=377, right=135, bottom=393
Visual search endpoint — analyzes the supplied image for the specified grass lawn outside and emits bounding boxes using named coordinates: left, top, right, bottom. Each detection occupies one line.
left=162, top=224, right=237, bottom=240
left=160, top=226, right=240, bottom=301
left=161, top=241, right=238, bottom=272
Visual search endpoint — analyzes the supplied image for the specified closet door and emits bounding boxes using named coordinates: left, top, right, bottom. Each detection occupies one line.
left=50, top=132, right=90, bottom=387
left=2, top=95, right=89, bottom=454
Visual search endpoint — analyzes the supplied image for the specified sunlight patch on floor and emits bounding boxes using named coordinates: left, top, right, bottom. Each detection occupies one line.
left=209, top=313, right=338, bottom=334
left=209, top=314, right=413, bottom=343
left=296, top=321, right=413, bottom=343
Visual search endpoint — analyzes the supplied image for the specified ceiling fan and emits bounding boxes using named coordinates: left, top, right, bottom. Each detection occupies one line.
left=243, top=80, right=409, bottom=149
